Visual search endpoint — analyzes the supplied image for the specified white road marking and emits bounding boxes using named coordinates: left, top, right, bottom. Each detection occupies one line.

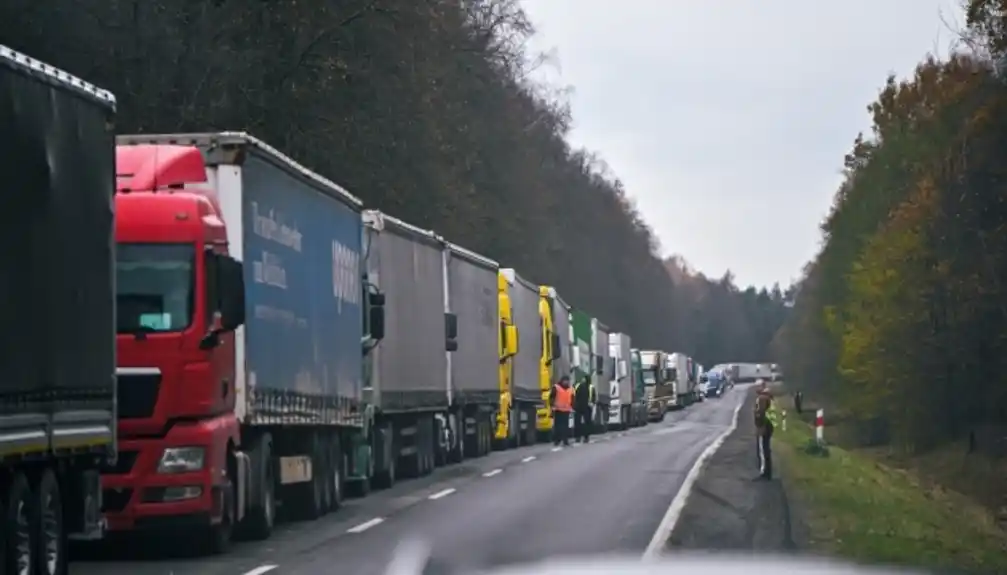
left=521, top=455, right=536, bottom=463
left=551, top=446, right=563, bottom=452
left=428, top=488, right=456, bottom=500
left=242, top=565, right=278, bottom=575
left=643, top=402, right=743, bottom=558
left=347, top=517, right=385, bottom=533
left=483, top=469, right=502, bottom=477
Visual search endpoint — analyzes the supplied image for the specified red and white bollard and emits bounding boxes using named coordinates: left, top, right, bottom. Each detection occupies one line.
left=815, top=409, right=825, bottom=445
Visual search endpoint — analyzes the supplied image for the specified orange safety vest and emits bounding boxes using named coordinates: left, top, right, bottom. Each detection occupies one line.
left=553, top=384, right=573, bottom=413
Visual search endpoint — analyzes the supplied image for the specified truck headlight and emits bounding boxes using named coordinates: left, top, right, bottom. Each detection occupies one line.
left=157, top=447, right=205, bottom=474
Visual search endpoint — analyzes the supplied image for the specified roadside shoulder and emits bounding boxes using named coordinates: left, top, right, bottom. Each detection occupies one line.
left=665, top=389, right=801, bottom=552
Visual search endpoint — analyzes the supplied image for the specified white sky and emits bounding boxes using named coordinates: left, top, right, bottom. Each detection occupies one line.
left=520, top=0, right=965, bottom=289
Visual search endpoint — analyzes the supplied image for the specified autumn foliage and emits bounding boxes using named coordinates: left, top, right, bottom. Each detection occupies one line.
left=772, top=5, right=1007, bottom=455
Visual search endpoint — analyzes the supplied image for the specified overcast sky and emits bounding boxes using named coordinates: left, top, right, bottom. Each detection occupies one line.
left=520, top=0, right=964, bottom=289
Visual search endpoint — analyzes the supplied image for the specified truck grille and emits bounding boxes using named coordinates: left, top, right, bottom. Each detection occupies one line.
left=117, top=371, right=161, bottom=419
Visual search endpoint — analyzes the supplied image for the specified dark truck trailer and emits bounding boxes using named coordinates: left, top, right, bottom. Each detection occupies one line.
left=0, top=45, right=116, bottom=572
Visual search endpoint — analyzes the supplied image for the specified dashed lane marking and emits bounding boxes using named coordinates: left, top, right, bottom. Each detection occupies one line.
left=428, top=488, right=456, bottom=500
left=347, top=517, right=385, bottom=533
left=551, top=446, right=563, bottom=452
left=521, top=455, right=536, bottom=463
left=483, top=469, right=502, bottom=477
left=242, top=566, right=278, bottom=575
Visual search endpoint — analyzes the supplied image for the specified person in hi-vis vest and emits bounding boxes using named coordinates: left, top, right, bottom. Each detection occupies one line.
left=549, top=375, right=574, bottom=446
left=754, top=379, right=779, bottom=480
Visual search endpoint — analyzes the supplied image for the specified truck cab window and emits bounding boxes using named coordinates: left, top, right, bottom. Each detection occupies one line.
left=116, top=243, right=195, bottom=334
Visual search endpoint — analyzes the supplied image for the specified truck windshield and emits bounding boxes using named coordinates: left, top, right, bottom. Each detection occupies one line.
left=642, top=370, right=656, bottom=385
left=116, top=243, right=195, bottom=334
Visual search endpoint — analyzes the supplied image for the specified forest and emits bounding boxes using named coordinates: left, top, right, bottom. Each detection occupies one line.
left=770, top=0, right=1007, bottom=507
left=0, top=0, right=786, bottom=365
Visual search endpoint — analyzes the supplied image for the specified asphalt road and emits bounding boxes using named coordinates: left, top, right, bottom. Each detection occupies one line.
left=69, top=388, right=745, bottom=575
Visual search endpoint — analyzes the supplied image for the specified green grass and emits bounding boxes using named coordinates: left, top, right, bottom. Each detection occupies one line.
left=776, top=418, right=1007, bottom=573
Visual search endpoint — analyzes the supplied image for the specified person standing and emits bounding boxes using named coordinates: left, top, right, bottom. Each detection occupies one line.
left=574, top=375, right=596, bottom=443
left=794, top=390, right=803, bottom=414
left=549, top=375, right=574, bottom=446
left=754, top=380, right=779, bottom=480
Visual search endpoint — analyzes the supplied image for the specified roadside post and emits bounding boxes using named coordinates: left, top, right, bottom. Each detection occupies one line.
left=815, top=409, right=825, bottom=445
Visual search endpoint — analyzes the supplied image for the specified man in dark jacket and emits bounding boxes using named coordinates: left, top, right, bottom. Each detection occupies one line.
left=574, top=375, right=596, bottom=443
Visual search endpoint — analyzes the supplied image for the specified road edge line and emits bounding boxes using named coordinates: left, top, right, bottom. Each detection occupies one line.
left=643, top=401, right=743, bottom=558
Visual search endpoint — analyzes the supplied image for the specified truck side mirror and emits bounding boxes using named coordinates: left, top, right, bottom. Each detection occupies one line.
left=369, top=306, right=385, bottom=341
left=445, top=313, right=458, bottom=340
left=446, top=339, right=458, bottom=352
left=367, top=287, right=386, bottom=341
left=506, top=325, right=518, bottom=356
left=551, top=333, right=561, bottom=360
left=594, top=356, right=603, bottom=375
left=219, top=256, right=245, bottom=331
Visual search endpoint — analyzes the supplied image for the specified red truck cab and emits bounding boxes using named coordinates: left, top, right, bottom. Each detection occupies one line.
left=105, top=143, right=245, bottom=550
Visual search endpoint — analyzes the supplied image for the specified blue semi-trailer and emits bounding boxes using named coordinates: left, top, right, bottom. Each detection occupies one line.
left=110, top=131, right=385, bottom=551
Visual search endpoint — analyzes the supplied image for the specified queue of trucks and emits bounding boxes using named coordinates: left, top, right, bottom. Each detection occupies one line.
left=0, top=45, right=728, bottom=574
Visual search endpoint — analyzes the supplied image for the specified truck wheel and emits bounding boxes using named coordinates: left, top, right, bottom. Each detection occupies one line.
left=242, top=434, right=275, bottom=540
left=524, top=409, right=537, bottom=445
left=322, top=433, right=343, bottom=512
left=508, top=408, right=520, bottom=449
left=34, top=469, right=65, bottom=575
left=420, top=417, right=436, bottom=476
left=373, top=426, right=396, bottom=490
left=447, top=415, right=464, bottom=464
left=295, top=436, right=326, bottom=520
left=204, top=473, right=235, bottom=555
left=481, top=418, right=492, bottom=456
left=5, top=472, right=34, bottom=575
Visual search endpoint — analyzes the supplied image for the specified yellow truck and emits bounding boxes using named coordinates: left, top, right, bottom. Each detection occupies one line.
left=537, top=286, right=570, bottom=439
left=495, top=269, right=539, bottom=447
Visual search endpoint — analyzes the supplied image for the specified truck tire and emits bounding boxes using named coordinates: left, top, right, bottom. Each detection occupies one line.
left=325, top=434, right=344, bottom=512
left=204, top=471, right=235, bottom=555
left=447, top=414, right=464, bottom=464
left=523, top=408, right=537, bottom=445
left=241, top=434, right=275, bottom=541
left=372, top=425, right=397, bottom=490
left=293, top=435, right=326, bottom=520
left=5, top=472, right=34, bottom=575
left=34, top=469, right=65, bottom=575
left=423, top=417, right=437, bottom=474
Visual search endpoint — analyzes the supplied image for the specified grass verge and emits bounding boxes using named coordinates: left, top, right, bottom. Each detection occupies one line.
left=776, top=418, right=1007, bottom=573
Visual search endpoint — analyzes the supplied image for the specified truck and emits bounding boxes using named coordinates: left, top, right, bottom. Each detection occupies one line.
left=694, top=363, right=706, bottom=402
left=737, top=363, right=760, bottom=383
left=640, top=350, right=672, bottom=421
left=1, top=45, right=116, bottom=573
left=499, top=269, right=541, bottom=446
left=444, top=242, right=506, bottom=458
left=538, top=287, right=572, bottom=440
left=495, top=273, right=520, bottom=445
left=591, top=319, right=612, bottom=430
left=630, top=349, right=649, bottom=426
left=608, top=334, right=634, bottom=429
left=570, top=310, right=593, bottom=407
left=109, top=131, right=382, bottom=552
left=666, top=353, right=691, bottom=410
